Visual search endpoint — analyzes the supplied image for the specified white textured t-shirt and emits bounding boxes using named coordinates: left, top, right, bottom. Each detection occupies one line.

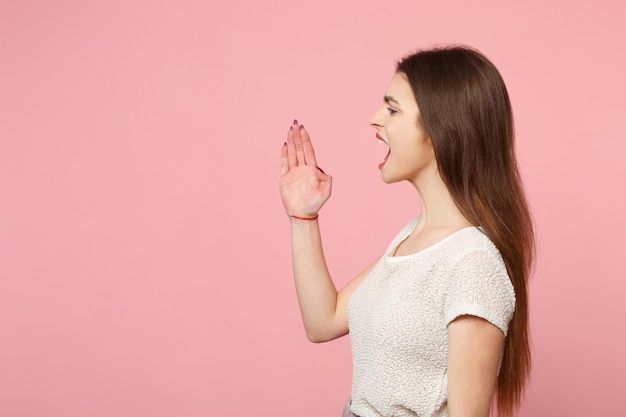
left=347, top=217, right=515, bottom=417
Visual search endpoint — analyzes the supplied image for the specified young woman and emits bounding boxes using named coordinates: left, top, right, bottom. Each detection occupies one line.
left=279, top=45, right=534, bottom=417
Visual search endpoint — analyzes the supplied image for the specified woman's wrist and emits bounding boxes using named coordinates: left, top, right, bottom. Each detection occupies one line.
left=286, top=212, right=319, bottom=221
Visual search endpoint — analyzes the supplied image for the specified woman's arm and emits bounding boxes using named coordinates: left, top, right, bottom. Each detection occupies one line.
left=290, top=219, right=379, bottom=342
left=447, top=316, right=505, bottom=417
left=280, top=121, right=376, bottom=342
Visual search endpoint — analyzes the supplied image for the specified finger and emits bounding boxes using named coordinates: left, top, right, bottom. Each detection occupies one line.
left=280, top=142, right=289, bottom=176
left=286, top=125, right=297, bottom=168
left=319, top=174, right=332, bottom=195
left=300, top=125, right=318, bottom=167
left=292, top=120, right=306, bottom=166
left=317, top=172, right=332, bottom=182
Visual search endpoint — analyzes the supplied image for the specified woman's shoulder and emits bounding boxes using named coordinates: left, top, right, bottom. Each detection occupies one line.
left=432, top=227, right=508, bottom=277
left=447, top=226, right=499, bottom=253
left=443, top=228, right=510, bottom=280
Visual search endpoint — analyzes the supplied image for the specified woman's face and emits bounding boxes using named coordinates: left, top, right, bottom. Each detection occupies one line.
left=369, top=72, right=436, bottom=186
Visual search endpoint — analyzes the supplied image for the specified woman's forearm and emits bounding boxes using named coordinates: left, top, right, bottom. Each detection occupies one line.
left=290, top=219, right=341, bottom=342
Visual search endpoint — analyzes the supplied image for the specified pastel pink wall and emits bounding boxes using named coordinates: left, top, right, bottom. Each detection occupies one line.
left=1, top=0, right=624, bottom=416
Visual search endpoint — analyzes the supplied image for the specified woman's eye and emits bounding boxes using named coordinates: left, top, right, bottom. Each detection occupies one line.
left=386, top=107, right=397, bottom=115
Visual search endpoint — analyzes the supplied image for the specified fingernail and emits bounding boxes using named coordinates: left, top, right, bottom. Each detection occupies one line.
left=293, top=119, right=298, bottom=125
left=300, top=124, right=305, bottom=130
left=316, top=166, right=325, bottom=174
left=283, top=142, right=287, bottom=146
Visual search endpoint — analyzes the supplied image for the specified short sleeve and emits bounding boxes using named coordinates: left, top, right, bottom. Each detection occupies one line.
left=442, top=248, right=516, bottom=336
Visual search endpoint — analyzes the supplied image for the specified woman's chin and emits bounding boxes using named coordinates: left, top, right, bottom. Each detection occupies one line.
left=380, top=169, right=397, bottom=184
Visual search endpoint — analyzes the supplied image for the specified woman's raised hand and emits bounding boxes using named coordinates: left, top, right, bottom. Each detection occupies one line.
left=280, top=120, right=332, bottom=219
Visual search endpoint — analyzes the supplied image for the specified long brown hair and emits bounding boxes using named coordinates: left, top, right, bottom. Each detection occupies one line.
left=397, top=45, right=534, bottom=417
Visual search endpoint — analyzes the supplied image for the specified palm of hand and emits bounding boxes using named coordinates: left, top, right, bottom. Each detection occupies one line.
left=279, top=121, right=332, bottom=218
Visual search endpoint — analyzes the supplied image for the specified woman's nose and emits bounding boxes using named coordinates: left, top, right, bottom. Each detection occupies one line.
left=369, top=106, right=385, bottom=128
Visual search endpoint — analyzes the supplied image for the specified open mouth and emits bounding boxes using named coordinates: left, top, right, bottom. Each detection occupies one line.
left=376, top=134, right=390, bottom=169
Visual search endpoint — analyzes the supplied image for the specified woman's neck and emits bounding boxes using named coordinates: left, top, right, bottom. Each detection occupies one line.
left=410, top=172, right=471, bottom=234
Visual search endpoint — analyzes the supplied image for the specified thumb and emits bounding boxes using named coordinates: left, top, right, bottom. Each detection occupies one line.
left=317, top=172, right=332, bottom=182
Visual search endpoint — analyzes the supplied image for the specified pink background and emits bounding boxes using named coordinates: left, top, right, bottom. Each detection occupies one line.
left=1, top=1, right=625, bottom=416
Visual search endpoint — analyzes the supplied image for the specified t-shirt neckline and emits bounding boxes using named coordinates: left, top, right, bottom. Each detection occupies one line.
left=385, top=218, right=478, bottom=261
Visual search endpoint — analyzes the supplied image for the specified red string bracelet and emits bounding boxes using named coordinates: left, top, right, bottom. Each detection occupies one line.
left=286, top=212, right=319, bottom=221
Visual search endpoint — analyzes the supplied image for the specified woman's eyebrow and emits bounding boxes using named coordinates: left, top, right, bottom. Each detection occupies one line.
left=384, top=95, right=400, bottom=105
